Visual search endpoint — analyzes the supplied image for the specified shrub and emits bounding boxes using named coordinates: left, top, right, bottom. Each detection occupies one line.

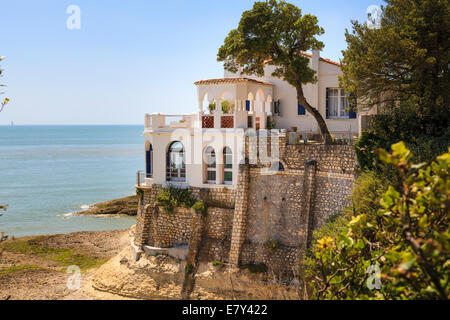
left=185, top=263, right=194, bottom=275
left=192, top=201, right=207, bottom=217
left=266, top=117, right=276, bottom=130
left=221, top=100, right=234, bottom=114
left=307, top=142, right=449, bottom=299
left=135, top=188, right=144, bottom=201
left=355, top=102, right=450, bottom=171
left=212, top=260, right=226, bottom=268
left=264, top=238, right=280, bottom=254
left=156, top=185, right=196, bottom=213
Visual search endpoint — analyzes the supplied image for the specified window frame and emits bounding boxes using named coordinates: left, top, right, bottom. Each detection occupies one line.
left=326, top=88, right=351, bottom=119
left=204, top=146, right=216, bottom=184
left=166, top=141, right=186, bottom=182
left=223, top=147, right=233, bottom=185
left=146, top=143, right=153, bottom=178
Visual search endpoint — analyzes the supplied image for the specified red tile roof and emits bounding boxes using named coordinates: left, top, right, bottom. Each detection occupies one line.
left=194, top=77, right=274, bottom=86
left=265, top=52, right=341, bottom=67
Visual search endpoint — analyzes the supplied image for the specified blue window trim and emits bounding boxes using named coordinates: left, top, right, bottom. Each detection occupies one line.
left=326, top=88, right=357, bottom=119
left=245, top=100, right=250, bottom=111
left=297, top=103, right=306, bottom=115
left=146, top=144, right=152, bottom=178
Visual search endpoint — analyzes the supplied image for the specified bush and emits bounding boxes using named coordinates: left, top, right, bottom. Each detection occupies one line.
left=355, top=102, right=450, bottom=171
left=156, top=185, right=196, bottom=213
left=264, top=238, right=281, bottom=254
left=307, top=142, right=449, bottom=299
left=185, top=263, right=194, bottom=275
left=212, top=260, right=226, bottom=268
left=192, top=201, right=207, bottom=217
left=266, top=117, right=276, bottom=130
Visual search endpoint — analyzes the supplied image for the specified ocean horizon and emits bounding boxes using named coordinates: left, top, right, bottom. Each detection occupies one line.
left=0, top=125, right=144, bottom=237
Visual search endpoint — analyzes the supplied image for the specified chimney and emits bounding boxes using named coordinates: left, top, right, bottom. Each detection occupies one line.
left=311, top=48, right=320, bottom=72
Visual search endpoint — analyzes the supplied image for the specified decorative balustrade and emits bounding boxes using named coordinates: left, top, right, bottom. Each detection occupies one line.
left=221, top=115, right=234, bottom=128
left=202, top=115, right=214, bottom=128
left=164, top=115, right=186, bottom=128
left=145, top=112, right=249, bottom=130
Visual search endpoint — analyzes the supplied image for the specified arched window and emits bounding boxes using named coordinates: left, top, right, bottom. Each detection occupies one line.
left=146, top=143, right=153, bottom=178
left=204, top=146, right=216, bottom=184
left=223, top=147, right=233, bottom=184
left=167, top=141, right=185, bottom=182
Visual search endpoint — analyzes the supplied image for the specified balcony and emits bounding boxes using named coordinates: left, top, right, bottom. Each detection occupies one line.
left=144, top=111, right=253, bottom=131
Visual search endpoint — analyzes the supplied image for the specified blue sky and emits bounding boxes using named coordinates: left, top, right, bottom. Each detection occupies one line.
left=0, top=0, right=383, bottom=125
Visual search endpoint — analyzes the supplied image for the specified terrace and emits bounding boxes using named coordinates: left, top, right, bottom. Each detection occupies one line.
left=144, top=77, right=275, bottom=132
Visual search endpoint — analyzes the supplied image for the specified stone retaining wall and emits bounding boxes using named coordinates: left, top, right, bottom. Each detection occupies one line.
left=135, top=136, right=357, bottom=275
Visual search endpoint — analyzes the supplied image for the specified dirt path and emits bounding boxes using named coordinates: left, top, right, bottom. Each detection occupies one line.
left=0, top=228, right=134, bottom=300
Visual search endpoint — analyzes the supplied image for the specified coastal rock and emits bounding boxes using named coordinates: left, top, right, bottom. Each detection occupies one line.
left=76, top=196, right=138, bottom=216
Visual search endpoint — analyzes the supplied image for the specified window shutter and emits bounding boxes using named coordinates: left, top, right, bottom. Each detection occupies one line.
left=326, top=88, right=329, bottom=119
left=349, top=93, right=357, bottom=119
left=245, top=100, right=250, bottom=111
left=298, top=103, right=306, bottom=115
left=274, top=100, right=281, bottom=115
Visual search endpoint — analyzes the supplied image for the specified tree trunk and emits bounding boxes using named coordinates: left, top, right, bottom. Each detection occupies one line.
left=296, top=85, right=332, bottom=144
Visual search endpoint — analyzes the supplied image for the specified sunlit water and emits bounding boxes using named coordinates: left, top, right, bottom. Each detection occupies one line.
left=0, top=125, right=144, bottom=237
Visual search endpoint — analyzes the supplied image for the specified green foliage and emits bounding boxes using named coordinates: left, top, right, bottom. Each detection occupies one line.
left=221, top=100, right=234, bottom=114
left=355, top=101, right=450, bottom=170
left=0, top=265, right=41, bottom=277
left=207, top=101, right=235, bottom=114
left=212, top=260, right=226, bottom=268
left=311, top=212, right=352, bottom=244
left=266, top=117, right=276, bottom=130
left=0, top=239, right=107, bottom=272
left=307, top=142, right=449, bottom=299
left=340, top=0, right=450, bottom=119
left=192, top=201, right=207, bottom=217
left=241, top=262, right=268, bottom=274
left=350, top=170, right=390, bottom=217
left=185, top=263, right=194, bottom=275
left=156, top=185, right=196, bottom=213
left=135, top=188, right=144, bottom=201
left=264, top=238, right=281, bottom=254
left=217, top=0, right=332, bottom=143
left=355, top=131, right=380, bottom=170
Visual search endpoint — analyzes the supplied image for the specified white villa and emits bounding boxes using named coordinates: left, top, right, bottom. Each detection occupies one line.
left=140, top=50, right=367, bottom=189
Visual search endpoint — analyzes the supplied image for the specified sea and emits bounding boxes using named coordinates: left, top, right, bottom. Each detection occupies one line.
left=0, top=125, right=143, bottom=237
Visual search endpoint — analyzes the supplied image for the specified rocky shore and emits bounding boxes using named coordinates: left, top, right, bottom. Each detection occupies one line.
left=0, top=225, right=299, bottom=300
left=0, top=228, right=132, bottom=300
left=74, top=195, right=139, bottom=216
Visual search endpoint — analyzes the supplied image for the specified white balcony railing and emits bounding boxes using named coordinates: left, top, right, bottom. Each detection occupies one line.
left=144, top=110, right=255, bottom=131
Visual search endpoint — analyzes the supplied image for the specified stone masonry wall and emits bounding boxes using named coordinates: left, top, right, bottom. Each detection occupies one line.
left=135, top=136, right=357, bottom=275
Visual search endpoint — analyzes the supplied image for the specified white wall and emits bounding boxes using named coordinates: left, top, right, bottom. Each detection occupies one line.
left=224, top=53, right=358, bottom=136
left=144, top=129, right=245, bottom=188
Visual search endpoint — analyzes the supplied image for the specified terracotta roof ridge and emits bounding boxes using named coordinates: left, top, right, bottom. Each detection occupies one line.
left=194, top=77, right=273, bottom=86
left=264, top=51, right=341, bottom=66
